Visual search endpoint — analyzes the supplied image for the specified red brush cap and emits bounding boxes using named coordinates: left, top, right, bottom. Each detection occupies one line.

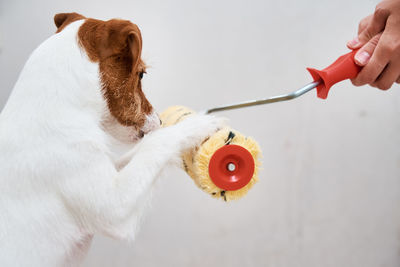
left=208, top=145, right=255, bottom=191
left=307, top=49, right=361, bottom=99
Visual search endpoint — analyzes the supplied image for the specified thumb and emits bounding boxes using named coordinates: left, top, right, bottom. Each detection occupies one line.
left=354, top=33, right=382, bottom=66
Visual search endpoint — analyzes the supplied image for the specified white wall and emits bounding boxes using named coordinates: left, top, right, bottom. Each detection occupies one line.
left=1, top=0, right=400, bottom=266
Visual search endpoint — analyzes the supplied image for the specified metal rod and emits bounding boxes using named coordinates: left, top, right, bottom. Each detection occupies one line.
left=204, top=80, right=321, bottom=114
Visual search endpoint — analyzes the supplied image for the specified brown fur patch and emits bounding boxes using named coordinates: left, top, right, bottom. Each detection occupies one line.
left=75, top=15, right=152, bottom=129
left=54, top=13, right=86, bottom=33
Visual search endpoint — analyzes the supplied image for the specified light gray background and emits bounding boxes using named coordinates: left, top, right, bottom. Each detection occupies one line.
left=1, top=0, right=400, bottom=266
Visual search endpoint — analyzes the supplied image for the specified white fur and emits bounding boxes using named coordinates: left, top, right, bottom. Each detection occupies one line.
left=0, top=20, right=225, bottom=267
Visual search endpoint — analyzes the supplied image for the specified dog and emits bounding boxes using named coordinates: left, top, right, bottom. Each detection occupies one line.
left=0, top=12, right=224, bottom=266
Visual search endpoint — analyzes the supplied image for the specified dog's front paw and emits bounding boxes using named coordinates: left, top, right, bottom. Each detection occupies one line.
left=174, top=114, right=228, bottom=152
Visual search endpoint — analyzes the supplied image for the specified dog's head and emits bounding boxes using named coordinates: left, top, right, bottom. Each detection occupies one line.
left=54, top=12, right=160, bottom=143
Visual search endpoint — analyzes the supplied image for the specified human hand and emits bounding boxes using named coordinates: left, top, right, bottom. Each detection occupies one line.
left=347, top=0, right=400, bottom=90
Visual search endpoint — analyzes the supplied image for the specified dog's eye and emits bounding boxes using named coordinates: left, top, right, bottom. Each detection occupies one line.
left=139, top=71, right=145, bottom=80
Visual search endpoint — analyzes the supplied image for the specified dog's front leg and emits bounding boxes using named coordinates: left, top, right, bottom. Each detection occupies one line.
left=71, top=115, right=225, bottom=240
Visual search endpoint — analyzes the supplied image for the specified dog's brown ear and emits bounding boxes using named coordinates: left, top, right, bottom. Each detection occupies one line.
left=54, top=12, right=85, bottom=33
left=127, top=31, right=142, bottom=72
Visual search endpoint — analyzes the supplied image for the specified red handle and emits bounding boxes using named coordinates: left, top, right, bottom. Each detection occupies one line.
left=307, top=49, right=361, bottom=99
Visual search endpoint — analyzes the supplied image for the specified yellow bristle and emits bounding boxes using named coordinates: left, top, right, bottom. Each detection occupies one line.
left=160, top=106, right=262, bottom=201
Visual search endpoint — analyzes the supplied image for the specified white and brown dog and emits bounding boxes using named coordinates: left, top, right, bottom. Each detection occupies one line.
left=0, top=13, right=224, bottom=266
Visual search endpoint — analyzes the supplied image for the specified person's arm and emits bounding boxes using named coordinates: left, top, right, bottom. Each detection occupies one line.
left=347, top=0, right=400, bottom=90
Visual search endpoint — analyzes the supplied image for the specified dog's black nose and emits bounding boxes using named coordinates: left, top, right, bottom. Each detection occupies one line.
left=138, top=130, right=145, bottom=138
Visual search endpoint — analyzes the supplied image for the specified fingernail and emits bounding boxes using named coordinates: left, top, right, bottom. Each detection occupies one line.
left=355, top=51, right=370, bottom=65
left=347, top=37, right=360, bottom=48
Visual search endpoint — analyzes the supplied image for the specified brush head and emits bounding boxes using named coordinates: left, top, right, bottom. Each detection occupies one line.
left=160, top=106, right=262, bottom=201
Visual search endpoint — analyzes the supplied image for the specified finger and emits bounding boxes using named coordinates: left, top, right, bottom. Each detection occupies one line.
left=351, top=41, right=390, bottom=87
left=347, top=15, right=373, bottom=49
left=372, top=17, right=400, bottom=86
left=351, top=7, right=390, bottom=49
left=370, top=21, right=400, bottom=90
left=371, top=61, right=400, bottom=90
left=359, top=7, right=390, bottom=42
left=397, top=76, right=400, bottom=84
left=358, top=14, right=373, bottom=35
left=354, top=33, right=382, bottom=66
